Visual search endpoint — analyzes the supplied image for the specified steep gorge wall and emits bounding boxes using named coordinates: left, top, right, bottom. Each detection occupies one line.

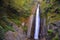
left=26, top=4, right=37, bottom=39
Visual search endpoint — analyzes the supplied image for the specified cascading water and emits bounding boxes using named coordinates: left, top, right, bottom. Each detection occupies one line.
left=34, top=4, right=40, bottom=40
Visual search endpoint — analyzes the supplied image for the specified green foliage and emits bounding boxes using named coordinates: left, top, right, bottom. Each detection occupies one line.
left=0, top=0, right=34, bottom=40
left=52, top=33, right=59, bottom=40
left=10, top=0, right=33, bottom=10
left=41, top=0, right=60, bottom=40
left=4, top=25, right=15, bottom=32
left=0, top=18, right=15, bottom=32
left=48, top=30, right=53, bottom=34
left=11, top=19, right=21, bottom=26
left=0, top=23, right=14, bottom=40
left=48, top=30, right=53, bottom=33
left=48, top=29, right=59, bottom=40
left=9, top=0, right=33, bottom=18
left=0, top=16, right=15, bottom=40
left=0, top=26, right=5, bottom=40
left=22, top=25, right=27, bottom=32
left=41, top=0, right=60, bottom=24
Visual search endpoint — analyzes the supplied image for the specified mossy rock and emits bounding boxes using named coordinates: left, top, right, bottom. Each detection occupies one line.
left=48, top=30, right=53, bottom=33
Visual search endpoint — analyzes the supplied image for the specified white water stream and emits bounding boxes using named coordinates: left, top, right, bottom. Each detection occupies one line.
left=34, top=4, right=40, bottom=40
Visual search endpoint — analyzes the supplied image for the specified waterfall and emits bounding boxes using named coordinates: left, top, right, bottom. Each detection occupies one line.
left=34, top=4, right=40, bottom=40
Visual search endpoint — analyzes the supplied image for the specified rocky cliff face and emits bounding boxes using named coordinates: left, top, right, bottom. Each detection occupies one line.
left=26, top=4, right=37, bottom=39
left=4, top=23, right=27, bottom=40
